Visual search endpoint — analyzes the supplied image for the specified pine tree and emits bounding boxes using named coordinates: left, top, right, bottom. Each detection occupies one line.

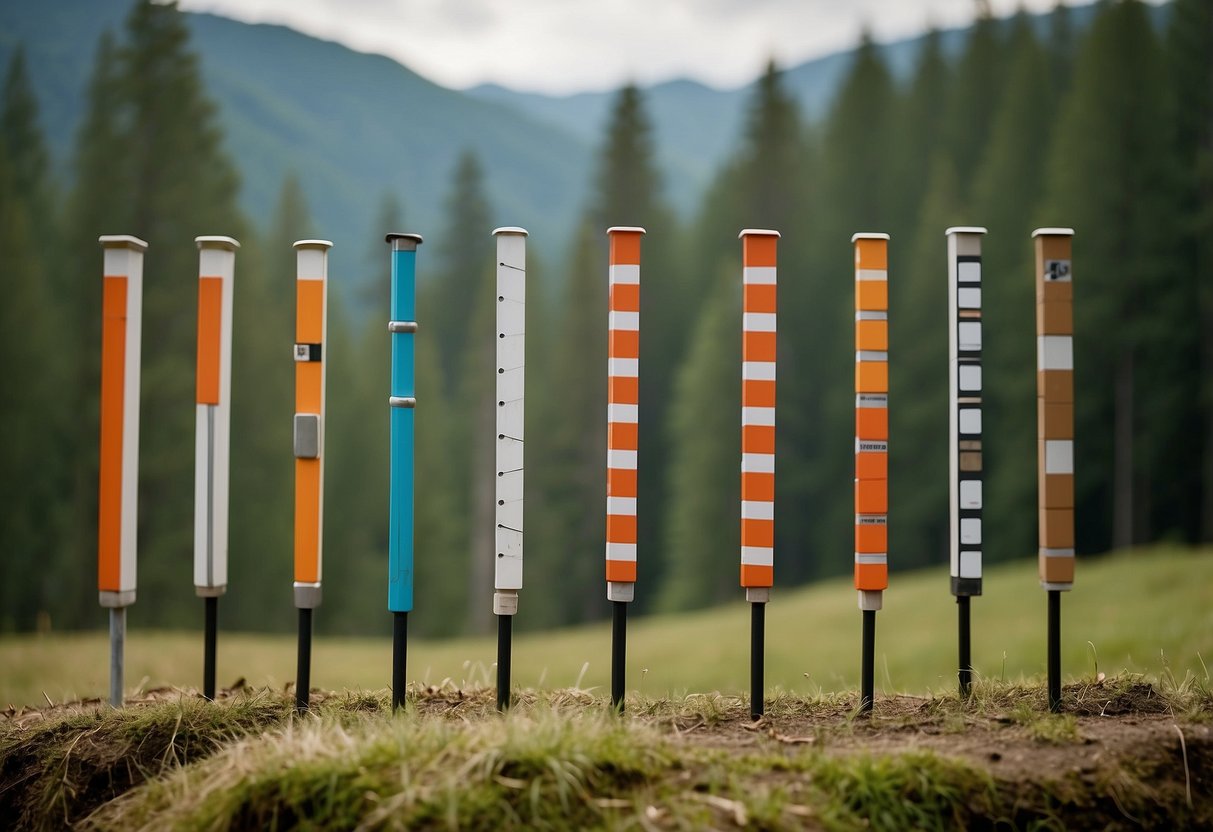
left=889, top=28, right=951, bottom=241
left=1037, top=0, right=1184, bottom=552
left=941, top=5, right=1006, bottom=189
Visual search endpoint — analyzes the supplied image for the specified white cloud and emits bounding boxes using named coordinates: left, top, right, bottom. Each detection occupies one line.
left=178, top=0, right=1104, bottom=94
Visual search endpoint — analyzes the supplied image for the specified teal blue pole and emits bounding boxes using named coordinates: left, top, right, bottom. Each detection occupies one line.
left=386, top=232, right=422, bottom=712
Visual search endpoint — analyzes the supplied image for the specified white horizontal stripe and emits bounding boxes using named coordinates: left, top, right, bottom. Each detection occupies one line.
left=605, top=542, right=637, bottom=561
left=607, top=496, right=637, bottom=515
left=743, top=361, right=777, bottom=380
left=1042, top=547, right=1075, bottom=558
left=609, top=310, right=640, bottom=331
left=1044, top=440, right=1074, bottom=474
left=743, top=312, right=777, bottom=332
left=608, top=403, right=638, bottom=423
left=741, top=453, right=775, bottom=473
left=856, top=268, right=887, bottom=282
left=856, top=394, right=887, bottom=408
left=856, top=310, right=887, bottom=321
left=607, top=449, right=637, bottom=469
left=741, top=546, right=773, bottom=565
left=741, top=406, right=776, bottom=426
left=856, top=350, right=888, bottom=362
left=608, top=358, right=639, bottom=377
left=609, top=264, right=640, bottom=285
left=855, top=514, right=887, bottom=525
left=855, top=553, right=887, bottom=564
left=741, top=500, right=774, bottom=520
left=1037, top=336, right=1073, bottom=371
left=855, top=439, right=887, bottom=453
left=743, top=266, right=776, bottom=285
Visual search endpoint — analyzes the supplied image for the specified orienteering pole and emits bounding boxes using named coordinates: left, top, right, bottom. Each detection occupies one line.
left=853, top=232, right=891, bottom=715
left=193, top=235, right=239, bottom=701
left=738, top=229, right=779, bottom=721
left=946, top=227, right=986, bottom=699
left=605, top=226, right=645, bottom=712
left=293, top=239, right=331, bottom=714
left=1033, top=228, right=1076, bottom=713
left=386, top=232, right=423, bottom=712
left=493, top=227, right=528, bottom=711
left=98, top=235, right=147, bottom=708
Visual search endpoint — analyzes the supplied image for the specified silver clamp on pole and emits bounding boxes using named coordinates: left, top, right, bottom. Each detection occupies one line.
left=389, top=397, right=416, bottom=409
left=388, top=320, right=418, bottom=333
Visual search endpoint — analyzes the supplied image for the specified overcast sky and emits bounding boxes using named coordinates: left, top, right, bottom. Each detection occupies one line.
left=178, top=0, right=1089, bottom=94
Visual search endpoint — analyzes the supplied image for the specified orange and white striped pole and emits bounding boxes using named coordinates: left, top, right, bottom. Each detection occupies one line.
left=193, top=235, right=239, bottom=701
left=293, top=239, right=331, bottom=713
left=853, top=232, right=890, bottom=714
left=946, top=226, right=986, bottom=698
left=98, top=234, right=147, bottom=707
left=739, top=229, right=779, bottom=720
left=1033, top=227, right=1075, bottom=712
left=605, top=225, right=644, bottom=711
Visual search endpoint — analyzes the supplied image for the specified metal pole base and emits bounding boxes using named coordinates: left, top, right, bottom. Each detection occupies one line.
left=296, top=607, right=313, bottom=714
left=750, top=602, right=765, bottom=721
left=611, top=601, right=627, bottom=712
left=860, top=609, right=876, bottom=714
left=957, top=595, right=972, bottom=699
left=497, top=614, right=512, bottom=711
left=109, top=607, right=126, bottom=707
left=392, top=611, right=408, bottom=712
left=203, top=596, right=218, bottom=701
left=1048, top=590, right=1061, bottom=712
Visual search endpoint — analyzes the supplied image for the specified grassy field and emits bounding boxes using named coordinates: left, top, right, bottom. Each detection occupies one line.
left=3, top=546, right=1211, bottom=707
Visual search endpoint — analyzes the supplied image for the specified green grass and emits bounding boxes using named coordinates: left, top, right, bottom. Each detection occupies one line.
left=3, top=546, right=1211, bottom=708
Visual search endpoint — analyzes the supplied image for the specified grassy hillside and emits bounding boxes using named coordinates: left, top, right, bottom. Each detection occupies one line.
left=3, top=547, right=1209, bottom=708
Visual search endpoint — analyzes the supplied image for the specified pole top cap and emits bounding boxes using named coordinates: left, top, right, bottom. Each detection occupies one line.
left=739, top=228, right=781, bottom=239
left=385, top=232, right=423, bottom=251
left=99, top=235, right=148, bottom=251
left=492, top=226, right=528, bottom=237
left=851, top=232, right=890, bottom=242
left=293, top=239, right=334, bottom=250
left=607, top=226, right=646, bottom=235
left=1032, top=227, right=1075, bottom=238
left=195, top=235, right=240, bottom=250
left=945, top=226, right=987, bottom=236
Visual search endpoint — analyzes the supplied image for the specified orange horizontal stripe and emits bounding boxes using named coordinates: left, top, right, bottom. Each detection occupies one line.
left=855, top=319, right=888, bottom=352
left=741, top=518, right=774, bottom=547
left=855, top=451, right=887, bottom=481
left=742, top=235, right=778, bottom=267
left=742, top=471, right=775, bottom=501
left=854, top=238, right=888, bottom=270
left=742, top=379, right=776, bottom=408
left=608, top=421, right=638, bottom=450
left=609, top=329, right=639, bottom=359
left=856, top=408, right=888, bottom=440
left=856, top=280, right=888, bottom=312
left=606, top=514, right=637, bottom=543
left=607, top=468, right=637, bottom=496
left=296, top=279, right=324, bottom=343
left=855, top=480, right=887, bottom=514
left=742, top=424, right=775, bottom=454
left=98, top=277, right=127, bottom=592
left=740, top=563, right=773, bottom=587
left=744, top=331, right=777, bottom=362
left=611, top=283, right=640, bottom=312
left=296, top=362, right=322, bottom=413
left=294, top=459, right=321, bottom=582
left=609, top=231, right=642, bottom=265
left=854, top=562, right=888, bottom=591
left=608, top=375, right=639, bottom=404
left=855, top=523, right=887, bottom=553
left=744, top=284, right=777, bottom=313
left=196, top=277, right=223, bottom=405
left=856, top=361, right=888, bottom=394
left=606, top=559, right=637, bottom=582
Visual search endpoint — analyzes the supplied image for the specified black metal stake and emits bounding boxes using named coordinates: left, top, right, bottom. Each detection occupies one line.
left=611, top=601, right=627, bottom=711
left=296, top=607, right=313, bottom=714
left=203, top=596, right=217, bottom=700
left=392, top=611, right=408, bottom=712
left=497, top=614, right=513, bottom=711
left=1048, top=590, right=1061, bottom=712
left=751, top=601, right=765, bottom=720
left=860, top=609, right=876, bottom=714
left=957, top=595, right=972, bottom=699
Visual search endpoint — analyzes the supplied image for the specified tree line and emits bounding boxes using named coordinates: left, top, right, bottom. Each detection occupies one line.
left=0, top=0, right=1209, bottom=637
